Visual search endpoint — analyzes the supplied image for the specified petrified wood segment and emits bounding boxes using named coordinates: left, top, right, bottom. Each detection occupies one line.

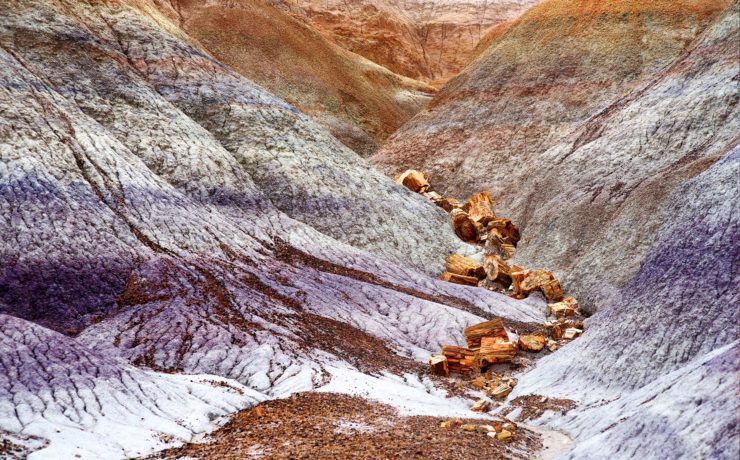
left=464, top=319, right=507, bottom=349
left=394, top=169, right=430, bottom=193
left=437, top=271, right=480, bottom=286
left=451, top=209, right=479, bottom=243
left=463, top=191, right=496, bottom=225
left=446, top=254, right=486, bottom=279
left=479, top=336, right=518, bottom=364
left=429, top=355, right=449, bottom=376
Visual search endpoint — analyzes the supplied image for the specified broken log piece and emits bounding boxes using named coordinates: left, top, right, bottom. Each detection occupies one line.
left=463, top=191, right=496, bottom=225
left=437, top=271, right=479, bottom=286
left=441, top=345, right=478, bottom=374
left=483, top=254, right=512, bottom=286
left=500, top=243, right=516, bottom=260
left=489, top=383, right=514, bottom=400
left=451, top=209, right=479, bottom=243
left=541, top=279, right=564, bottom=302
left=547, top=297, right=578, bottom=317
left=446, top=254, right=486, bottom=279
left=485, top=229, right=516, bottom=260
left=470, top=399, right=491, bottom=412
left=487, top=218, right=521, bottom=246
left=394, top=169, right=430, bottom=193
left=423, top=192, right=460, bottom=212
left=463, top=318, right=508, bottom=349
left=518, top=269, right=554, bottom=294
left=511, top=269, right=564, bottom=300
left=479, top=336, right=518, bottom=364
left=562, top=328, right=583, bottom=340
left=429, top=355, right=449, bottom=376
left=518, top=334, right=545, bottom=352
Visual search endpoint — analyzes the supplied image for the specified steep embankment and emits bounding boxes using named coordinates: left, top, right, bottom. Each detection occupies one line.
left=374, top=0, right=736, bottom=311
left=501, top=4, right=738, bottom=459
left=287, top=0, right=539, bottom=86
left=154, top=0, right=434, bottom=156
left=0, top=0, right=543, bottom=457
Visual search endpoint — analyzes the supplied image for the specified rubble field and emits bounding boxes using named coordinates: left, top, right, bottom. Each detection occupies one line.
left=148, top=393, right=540, bottom=460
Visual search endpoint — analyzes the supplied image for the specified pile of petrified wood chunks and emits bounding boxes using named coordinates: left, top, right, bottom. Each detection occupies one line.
left=393, top=170, right=587, bottom=372
left=430, top=319, right=518, bottom=376
left=394, top=170, right=568, bottom=303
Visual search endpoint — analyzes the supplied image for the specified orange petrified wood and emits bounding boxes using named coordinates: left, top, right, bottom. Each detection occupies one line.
left=437, top=271, right=480, bottom=286
left=451, top=209, right=479, bottom=243
left=394, top=169, right=430, bottom=193
left=463, top=318, right=508, bottom=349
left=446, top=254, right=486, bottom=279
left=463, top=191, right=496, bottom=225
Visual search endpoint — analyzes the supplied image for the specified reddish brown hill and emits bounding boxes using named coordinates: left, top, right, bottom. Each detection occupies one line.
left=156, top=0, right=435, bottom=156
left=286, top=0, right=540, bottom=86
left=373, top=0, right=732, bottom=195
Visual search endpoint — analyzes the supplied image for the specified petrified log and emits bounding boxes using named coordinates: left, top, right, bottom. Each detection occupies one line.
left=541, top=279, right=564, bottom=302
left=437, top=271, right=479, bottom=286
left=547, top=297, right=578, bottom=317
left=451, top=209, right=479, bottom=243
left=511, top=268, right=564, bottom=300
left=487, top=218, right=521, bottom=246
left=518, top=334, right=545, bottom=352
left=485, top=229, right=516, bottom=260
left=429, top=355, right=449, bottom=376
left=463, top=191, right=496, bottom=225
left=441, top=345, right=478, bottom=374
left=483, top=254, right=512, bottom=286
left=562, top=327, right=583, bottom=340
left=479, top=336, right=518, bottom=364
left=490, top=383, right=514, bottom=400
left=446, top=254, right=486, bottom=279
left=470, top=399, right=491, bottom=412
left=394, top=169, right=430, bottom=193
left=463, top=318, right=507, bottom=349
left=423, top=191, right=460, bottom=212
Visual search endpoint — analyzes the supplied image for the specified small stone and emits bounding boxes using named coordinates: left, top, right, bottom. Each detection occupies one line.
left=471, top=399, right=491, bottom=412
left=461, top=424, right=477, bottom=432
left=439, top=420, right=452, bottom=429
left=496, top=430, right=514, bottom=442
left=562, top=328, right=583, bottom=340
left=252, top=406, right=265, bottom=417
left=546, top=339, right=558, bottom=352
left=490, top=383, right=513, bottom=400
left=470, top=376, right=488, bottom=389
left=503, top=422, right=517, bottom=431
left=487, top=431, right=497, bottom=439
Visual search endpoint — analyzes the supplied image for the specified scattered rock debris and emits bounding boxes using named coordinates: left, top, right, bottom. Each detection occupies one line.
left=399, top=170, right=586, bottom=366
left=149, top=393, right=539, bottom=459
left=503, top=395, right=577, bottom=421
left=396, top=169, right=580, bottom=308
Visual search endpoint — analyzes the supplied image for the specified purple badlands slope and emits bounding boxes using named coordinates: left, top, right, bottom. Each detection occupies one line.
left=0, top=0, right=738, bottom=458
